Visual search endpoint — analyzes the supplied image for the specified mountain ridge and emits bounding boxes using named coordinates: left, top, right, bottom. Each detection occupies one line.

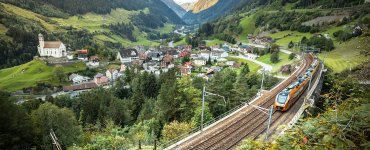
left=161, top=0, right=187, bottom=17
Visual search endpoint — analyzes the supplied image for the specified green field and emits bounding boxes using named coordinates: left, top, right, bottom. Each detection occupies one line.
left=225, top=57, right=262, bottom=73
left=238, top=14, right=256, bottom=42
left=206, top=39, right=225, bottom=46
left=257, top=52, right=295, bottom=72
left=52, top=8, right=139, bottom=32
left=0, top=60, right=86, bottom=91
left=318, top=37, right=369, bottom=73
left=267, top=31, right=313, bottom=48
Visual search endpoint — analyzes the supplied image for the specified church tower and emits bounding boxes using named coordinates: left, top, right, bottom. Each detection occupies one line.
left=38, top=33, right=44, bottom=48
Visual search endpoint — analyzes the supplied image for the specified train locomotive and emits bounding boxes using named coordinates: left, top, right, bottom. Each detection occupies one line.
left=274, top=56, right=319, bottom=111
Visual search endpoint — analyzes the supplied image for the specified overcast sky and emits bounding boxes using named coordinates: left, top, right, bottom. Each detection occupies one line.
left=174, top=0, right=198, bottom=4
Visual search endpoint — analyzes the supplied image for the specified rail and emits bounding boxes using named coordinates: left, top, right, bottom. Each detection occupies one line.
left=163, top=57, right=308, bottom=149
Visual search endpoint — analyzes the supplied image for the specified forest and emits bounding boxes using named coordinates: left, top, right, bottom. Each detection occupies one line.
left=0, top=0, right=183, bottom=24
left=0, top=63, right=280, bottom=149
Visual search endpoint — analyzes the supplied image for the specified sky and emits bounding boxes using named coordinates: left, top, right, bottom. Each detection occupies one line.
left=174, top=0, right=198, bottom=4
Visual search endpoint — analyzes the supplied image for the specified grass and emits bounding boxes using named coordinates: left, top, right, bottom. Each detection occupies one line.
left=0, top=59, right=86, bottom=91
left=157, top=23, right=175, bottom=34
left=0, top=23, right=11, bottom=41
left=225, top=57, right=261, bottom=73
left=52, top=8, right=139, bottom=32
left=257, top=52, right=295, bottom=72
left=267, top=31, right=313, bottom=48
left=0, top=3, right=58, bottom=31
left=174, top=38, right=186, bottom=46
left=318, top=37, right=369, bottom=73
left=238, top=14, right=256, bottom=42
left=206, top=39, right=225, bottom=46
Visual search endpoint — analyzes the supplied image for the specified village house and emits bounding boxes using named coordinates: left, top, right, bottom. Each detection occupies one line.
left=161, top=54, right=174, bottom=68
left=222, top=43, right=230, bottom=52
left=193, top=58, right=207, bottom=66
left=105, top=69, right=122, bottom=81
left=200, top=50, right=229, bottom=61
left=117, top=49, right=139, bottom=63
left=148, top=51, right=163, bottom=61
left=94, top=73, right=109, bottom=86
left=87, top=55, right=100, bottom=68
left=77, top=49, right=88, bottom=61
left=251, top=36, right=273, bottom=45
left=37, top=33, right=67, bottom=58
left=161, top=47, right=180, bottom=58
left=179, top=50, right=191, bottom=58
left=180, top=62, right=193, bottom=76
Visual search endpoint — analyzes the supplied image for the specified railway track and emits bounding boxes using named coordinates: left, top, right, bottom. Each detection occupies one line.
left=172, top=54, right=315, bottom=150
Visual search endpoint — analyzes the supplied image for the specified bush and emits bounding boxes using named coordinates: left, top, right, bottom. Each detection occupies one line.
left=289, top=53, right=296, bottom=60
left=270, top=52, right=279, bottom=63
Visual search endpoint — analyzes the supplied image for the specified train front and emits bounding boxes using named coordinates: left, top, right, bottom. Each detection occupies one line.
left=274, top=91, right=290, bottom=111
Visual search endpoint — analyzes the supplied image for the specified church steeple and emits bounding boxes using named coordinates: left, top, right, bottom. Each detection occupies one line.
left=38, top=33, right=44, bottom=48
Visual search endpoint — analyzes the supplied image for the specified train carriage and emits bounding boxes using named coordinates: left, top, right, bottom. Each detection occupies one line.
left=274, top=54, right=319, bottom=111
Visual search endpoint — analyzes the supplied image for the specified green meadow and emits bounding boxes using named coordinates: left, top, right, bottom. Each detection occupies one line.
left=0, top=60, right=86, bottom=91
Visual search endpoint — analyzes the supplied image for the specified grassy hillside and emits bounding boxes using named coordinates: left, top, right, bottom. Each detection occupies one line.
left=318, top=37, right=369, bottom=73
left=257, top=52, right=295, bottom=72
left=0, top=60, right=86, bottom=91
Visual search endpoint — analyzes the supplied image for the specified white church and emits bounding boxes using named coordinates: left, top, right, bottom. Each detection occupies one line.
left=37, top=33, right=67, bottom=58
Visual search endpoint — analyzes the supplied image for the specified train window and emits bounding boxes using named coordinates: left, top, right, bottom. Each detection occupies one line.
left=277, top=94, right=288, bottom=104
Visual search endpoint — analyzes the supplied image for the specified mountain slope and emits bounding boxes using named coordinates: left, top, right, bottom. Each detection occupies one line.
left=182, top=0, right=256, bottom=24
left=192, top=0, right=219, bottom=13
left=161, top=0, right=187, bottom=17
left=0, top=1, right=181, bottom=69
left=0, top=0, right=184, bottom=24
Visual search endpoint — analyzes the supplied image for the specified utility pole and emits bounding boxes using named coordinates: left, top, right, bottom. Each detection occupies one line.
left=201, top=86, right=226, bottom=131
left=50, top=129, right=62, bottom=150
left=260, top=68, right=265, bottom=96
left=246, top=103, right=274, bottom=141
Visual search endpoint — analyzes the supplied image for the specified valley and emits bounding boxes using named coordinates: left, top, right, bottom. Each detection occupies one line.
left=0, top=0, right=369, bottom=150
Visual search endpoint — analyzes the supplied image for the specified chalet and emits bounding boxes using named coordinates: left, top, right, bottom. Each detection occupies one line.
left=193, top=58, right=207, bottom=66
left=37, top=33, right=67, bottom=58
left=117, top=49, right=139, bottom=63
left=77, top=49, right=88, bottom=61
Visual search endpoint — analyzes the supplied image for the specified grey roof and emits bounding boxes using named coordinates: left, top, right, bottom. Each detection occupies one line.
left=118, top=49, right=138, bottom=58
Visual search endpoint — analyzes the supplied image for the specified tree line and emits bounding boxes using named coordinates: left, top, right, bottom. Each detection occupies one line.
left=0, top=63, right=280, bottom=149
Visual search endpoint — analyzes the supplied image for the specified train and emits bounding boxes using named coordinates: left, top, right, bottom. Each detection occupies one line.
left=274, top=55, right=319, bottom=111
